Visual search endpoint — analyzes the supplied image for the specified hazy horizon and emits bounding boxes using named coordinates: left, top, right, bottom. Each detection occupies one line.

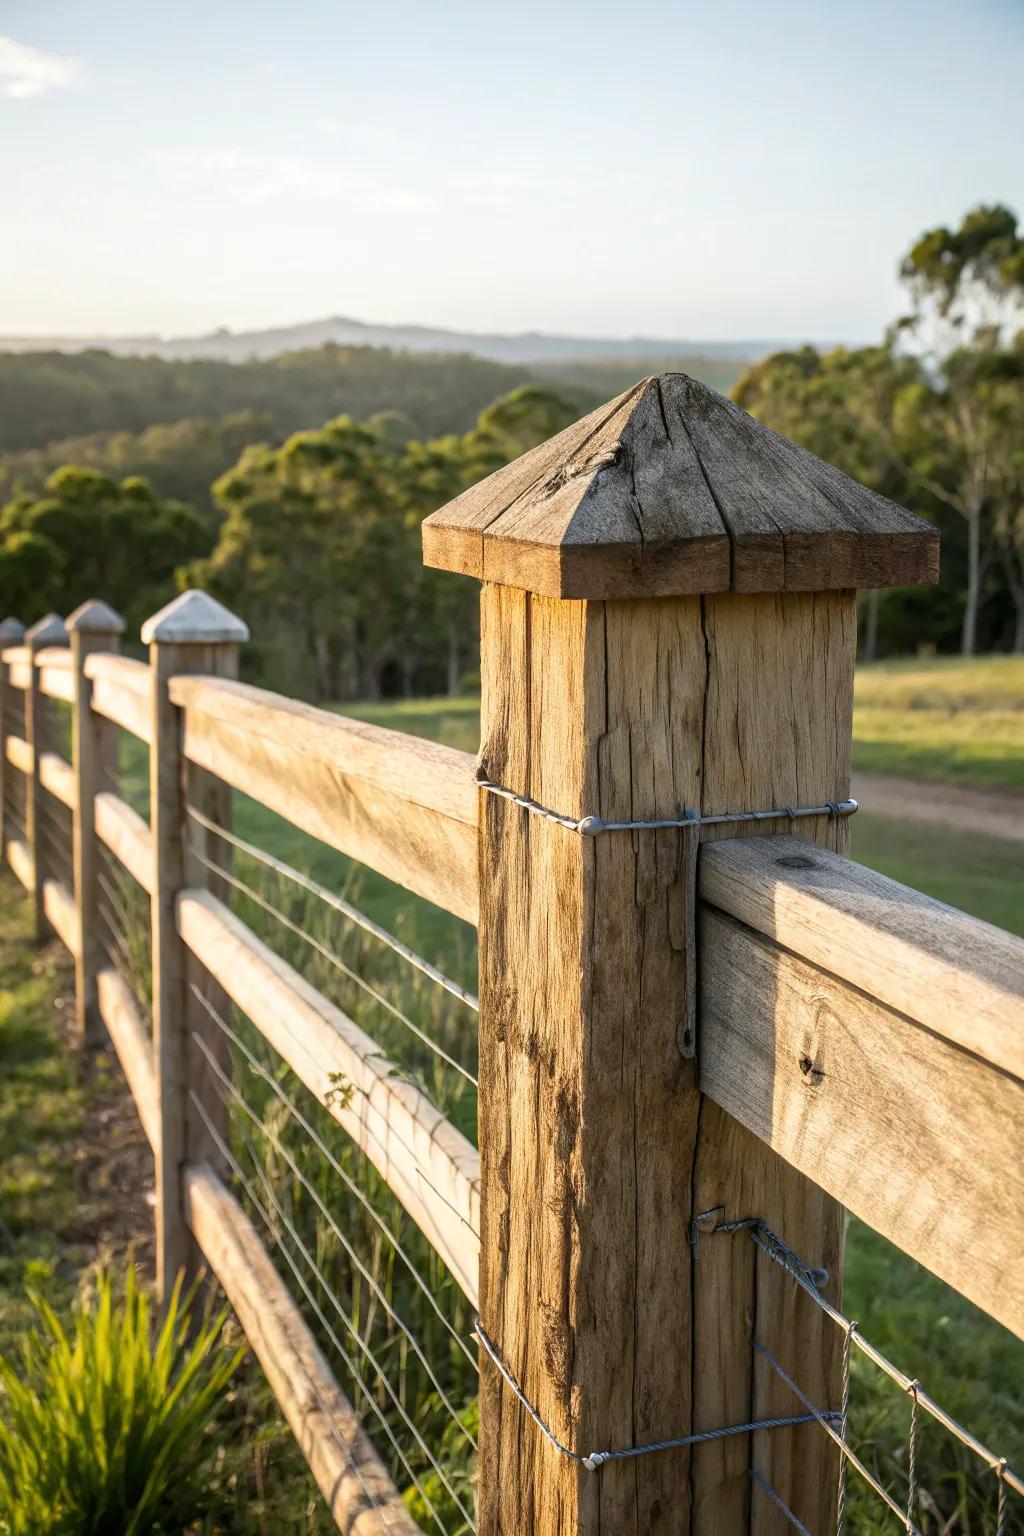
left=0, top=311, right=837, bottom=347
left=4, top=0, right=1022, bottom=342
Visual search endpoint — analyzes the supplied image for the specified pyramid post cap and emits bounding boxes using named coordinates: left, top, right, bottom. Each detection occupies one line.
left=25, top=612, right=69, bottom=646
left=0, top=617, right=25, bottom=642
left=422, top=372, right=939, bottom=600
left=141, top=589, right=249, bottom=646
left=66, top=598, right=125, bottom=635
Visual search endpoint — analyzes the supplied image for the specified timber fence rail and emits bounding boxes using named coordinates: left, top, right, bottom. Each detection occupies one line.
left=0, top=371, right=1021, bottom=1535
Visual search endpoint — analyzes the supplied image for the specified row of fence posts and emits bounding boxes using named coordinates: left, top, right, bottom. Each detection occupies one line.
left=0, top=594, right=249, bottom=1306
left=0, top=567, right=857, bottom=1533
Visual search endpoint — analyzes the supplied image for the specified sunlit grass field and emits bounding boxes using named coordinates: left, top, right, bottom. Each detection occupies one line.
left=853, top=654, right=1024, bottom=789
left=338, top=654, right=1024, bottom=793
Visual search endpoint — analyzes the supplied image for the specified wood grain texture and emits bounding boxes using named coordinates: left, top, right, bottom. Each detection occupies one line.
left=96, top=966, right=159, bottom=1150
left=699, top=908, right=1024, bottom=1340
left=38, top=750, right=75, bottom=809
left=691, top=592, right=854, bottom=1536
left=184, top=1161, right=419, bottom=1536
left=171, top=676, right=478, bottom=924
left=94, top=791, right=153, bottom=894
left=84, top=653, right=153, bottom=743
left=177, top=888, right=481, bottom=1304
left=6, top=835, right=33, bottom=892
left=700, top=836, right=1024, bottom=1083
left=423, top=374, right=938, bottom=599
left=475, top=587, right=854, bottom=1536
left=477, top=585, right=705, bottom=1536
left=41, top=877, right=79, bottom=956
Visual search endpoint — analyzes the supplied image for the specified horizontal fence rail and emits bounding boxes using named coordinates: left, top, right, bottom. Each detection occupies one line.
left=96, top=966, right=159, bottom=1150
left=38, top=749, right=75, bottom=808
left=84, top=651, right=153, bottom=743
left=2, top=645, right=32, bottom=690
left=177, top=886, right=481, bottom=1305
left=170, top=675, right=480, bottom=924
left=36, top=646, right=74, bottom=703
left=94, top=791, right=153, bottom=892
left=6, top=834, right=33, bottom=892
left=698, top=834, right=1024, bottom=1340
left=5, top=735, right=32, bottom=775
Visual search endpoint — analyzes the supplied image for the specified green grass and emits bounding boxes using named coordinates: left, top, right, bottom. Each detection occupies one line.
left=0, top=875, right=338, bottom=1534
left=852, top=813, right=1024, bottom=936
left=853, top=654, right=1024, bottom=789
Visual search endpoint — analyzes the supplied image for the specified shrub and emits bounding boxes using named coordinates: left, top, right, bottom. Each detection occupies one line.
left=0, top=1266, right=243, bottom=1536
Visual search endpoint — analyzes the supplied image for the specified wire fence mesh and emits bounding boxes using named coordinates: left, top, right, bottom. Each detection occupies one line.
left=700, top=1217, right=1024, bottom=1536
left=186, top=810, right=480, bottom=1533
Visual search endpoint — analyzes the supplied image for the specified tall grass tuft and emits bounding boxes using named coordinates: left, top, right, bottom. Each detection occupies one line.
left=0, top=1267, right=244, bottom=1536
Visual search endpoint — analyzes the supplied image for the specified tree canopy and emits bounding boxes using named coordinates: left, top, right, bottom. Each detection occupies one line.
left=184, top=386, right=580, bottom=700
left=735, top=204, right=1024, bottom=655
left=0, top=468, right=213, bottom=634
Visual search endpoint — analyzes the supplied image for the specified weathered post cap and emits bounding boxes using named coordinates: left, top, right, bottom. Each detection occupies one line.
left=141, top=589, right=249, bottom=646
left=66, top=599, right=125, bottom=635
left=25, top=612, right=69, bottom=646
left=422, top=372, right=939, bottom=599
left=0, top=617, right=25, bottom=642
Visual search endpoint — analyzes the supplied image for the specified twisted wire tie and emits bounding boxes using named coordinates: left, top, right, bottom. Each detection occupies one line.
left=474, top=1322, right=839, bottom=1473
left=476, top=771, right=857, bottom=836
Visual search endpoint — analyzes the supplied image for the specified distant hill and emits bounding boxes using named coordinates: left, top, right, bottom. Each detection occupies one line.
left=0, top=313, right=796, bottom=367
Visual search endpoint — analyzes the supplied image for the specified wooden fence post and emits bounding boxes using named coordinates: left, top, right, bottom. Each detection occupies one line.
left=422, top=374, right=937, bottom=1535
left=144, top=589, right=249, bottom=1303
left=67, top=600, right=125, bottom=1046
left=24, top=613, right=69, bottom=938
left=0, top=617, right=25, bottom=862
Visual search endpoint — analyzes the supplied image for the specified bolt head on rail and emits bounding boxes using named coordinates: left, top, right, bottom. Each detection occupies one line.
left=66, top=598, right=125, bottom=635
left=141, top=589, right=250, bottom=646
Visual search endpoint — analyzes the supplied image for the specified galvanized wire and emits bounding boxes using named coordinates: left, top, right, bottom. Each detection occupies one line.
left=475, top=1322, right=836, bottom=1472
left=188, top=994, right=477, bottom=1454
left=477, top=773, right=858, bottom=837
left=702, top=1215, right=1024, bottom=1535
left=736, top=1221, right=1024, bottom=1500
left=192, top=1082, right=474, bottom=1533
left=187, top=1091, right=449, bottom=1536
left=749, top=1468, right=815, bottom=1536
left=186, top=805, right=478, bottom=1013
left=187, top=983, right=476, bottom=1368
left=753, top=1337, right=925, bottom=1536
left=188, top=842, right=477, bottom=1090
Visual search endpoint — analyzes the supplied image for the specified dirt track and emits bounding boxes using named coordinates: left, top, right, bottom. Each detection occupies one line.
left=851, top=771, right=1024, bottom=844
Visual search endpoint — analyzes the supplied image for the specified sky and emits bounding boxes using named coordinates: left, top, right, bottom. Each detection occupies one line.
left=1, top=0, right=1022, bottom=343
